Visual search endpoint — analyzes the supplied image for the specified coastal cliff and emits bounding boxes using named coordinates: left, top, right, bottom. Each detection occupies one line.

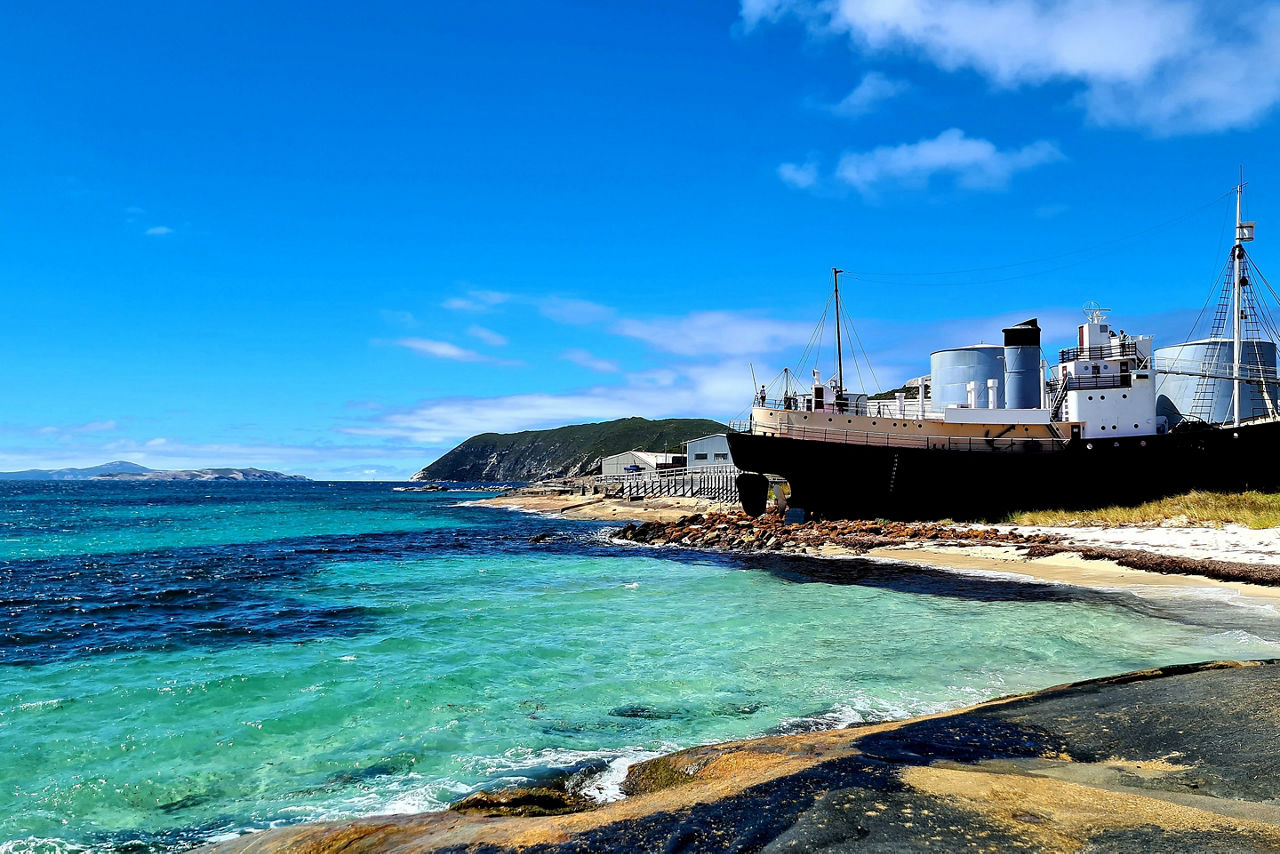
left=413, top=417, right=726, bottom=482
left=202, top=660, right=1280, bottom=853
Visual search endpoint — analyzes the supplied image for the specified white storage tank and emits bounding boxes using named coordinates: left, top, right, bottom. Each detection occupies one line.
left=930, top=344, right=1005, bottom=412
left=1155, top=338, right=1280, bottom=426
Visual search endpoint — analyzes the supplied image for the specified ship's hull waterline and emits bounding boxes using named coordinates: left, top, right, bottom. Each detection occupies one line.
left=728, top=418, right=1280, bottom=521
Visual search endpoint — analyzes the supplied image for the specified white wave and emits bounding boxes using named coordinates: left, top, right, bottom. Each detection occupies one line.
left=15, top=698, right=71, bottom=712
left=0, top=838, right=88, bottom=854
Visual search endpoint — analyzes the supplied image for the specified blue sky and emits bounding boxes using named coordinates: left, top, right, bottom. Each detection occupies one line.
left=2, top=1, right=1278, bottom=479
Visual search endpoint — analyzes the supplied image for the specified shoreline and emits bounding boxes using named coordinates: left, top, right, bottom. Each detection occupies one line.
left=475, top=492, right=1280, bottom=605
left=201, top=659, right=1280, bottom=853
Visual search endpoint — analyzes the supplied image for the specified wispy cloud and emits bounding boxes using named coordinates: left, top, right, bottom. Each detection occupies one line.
left=777, top=161, right=819, bottom=189
left=742, top=0, right=1280, bottom=134
left=441, top=289, right=511, bottom=311
left=392, top=337, right=522, bottom=366
left=380, top=309, right=419, bottom=328
left=561, top=348, right=619, bottom=373
left=537, top=296, right=615, bottom=325
left=145, top=226, right=174, bottom=236
left=467, top=324, right=508, bottom=346
left=345, top=359, right=757, bottom=445
left=834, top=129, right=1063, bottom=194
left=828, top=71, right=908, bottom=117
left=613, top=310, right=814, bottom=357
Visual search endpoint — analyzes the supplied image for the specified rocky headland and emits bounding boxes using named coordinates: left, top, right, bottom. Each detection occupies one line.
left=412, top=417, right=725, bottom=482
left=200, top=659, right=1280, bottom=853
left=92, top=467, right=310, bottom=482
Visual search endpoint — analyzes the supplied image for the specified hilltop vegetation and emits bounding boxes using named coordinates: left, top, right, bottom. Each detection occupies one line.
left=413, top=417, right=727, bottom=482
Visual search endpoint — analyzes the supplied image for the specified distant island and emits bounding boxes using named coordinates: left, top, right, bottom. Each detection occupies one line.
left=0, top=461, right=309, bottom=482
left=414, top=416, right=727, bottom=482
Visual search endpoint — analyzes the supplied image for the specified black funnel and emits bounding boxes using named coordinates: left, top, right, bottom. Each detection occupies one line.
left=1002, top=318, right=1040, bottom=348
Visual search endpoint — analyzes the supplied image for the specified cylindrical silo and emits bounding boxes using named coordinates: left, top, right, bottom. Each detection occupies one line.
left=1155, top=338, right=1279, bottom=426
left=1002, top=318, right=1042, bottom=409
left=929, top=344, right=1005, bottom=412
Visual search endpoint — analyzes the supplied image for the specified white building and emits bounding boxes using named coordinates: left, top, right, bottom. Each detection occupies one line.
left=600, top=450, right=682, bottom=477
left=685, top=434, right=732, bottom=469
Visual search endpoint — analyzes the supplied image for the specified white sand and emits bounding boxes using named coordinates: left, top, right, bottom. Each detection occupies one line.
left=1003, top=523, right=1280, bottom=565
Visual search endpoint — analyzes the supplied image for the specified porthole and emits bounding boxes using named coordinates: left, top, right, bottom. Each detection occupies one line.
left=892, top=422, right=897, bottom=427
left=918, top=423, right=923, bottom=428
left=828, top=417, right=833, bottom=422
left=1086, top=442, right=1094, bottom=449
left=1122, top=394, right=1128, bottom=399
left=1112, top=426, right=1117, bottom=431
left=803, top=415, right=808, bottom=420
left=1088, top=395, right=1093, bottom=400
left=847, top=419, right=853, bottom=424
left=1100, top=394, right=1106, bottom=400
left=871, top=421, right=877, bottom=425
left=1133, top=423, right=1139, bottom=429
left=1100, top=425, right=1106, bottom=431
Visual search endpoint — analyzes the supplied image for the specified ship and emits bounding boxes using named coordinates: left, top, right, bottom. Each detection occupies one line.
left=728, top=182, right=1280, bottom=520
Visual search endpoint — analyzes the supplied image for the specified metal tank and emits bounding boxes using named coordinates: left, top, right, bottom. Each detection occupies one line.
left=1002, top=318, right=1042, bottom=409
left=1155, top=338, right=1280, bottom=426
left=929, top=344, right=1005, bottom=412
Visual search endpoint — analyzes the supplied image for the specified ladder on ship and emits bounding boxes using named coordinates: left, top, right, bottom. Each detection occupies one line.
left=1186, top=255, right=1271, bottom=423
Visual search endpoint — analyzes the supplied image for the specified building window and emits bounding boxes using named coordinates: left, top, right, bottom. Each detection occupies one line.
left=713, top=452, right=729, bottom=461
left=694, top=453, right=708, bottom=461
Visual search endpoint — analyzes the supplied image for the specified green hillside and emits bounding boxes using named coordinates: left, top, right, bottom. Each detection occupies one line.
left=412, top=417, right=727, bottom=482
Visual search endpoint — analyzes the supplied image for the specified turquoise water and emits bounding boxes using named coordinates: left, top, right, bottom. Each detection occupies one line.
left=4, top=482, right=1280, bottom=852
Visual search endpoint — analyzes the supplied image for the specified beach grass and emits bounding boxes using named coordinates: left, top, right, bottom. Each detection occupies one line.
left=1005, top=490, right=1280, bottom=530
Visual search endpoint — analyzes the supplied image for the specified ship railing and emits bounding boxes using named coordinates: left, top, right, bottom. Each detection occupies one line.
left=751, top=396, right=870, bottom=415
left=740, top=421, right=1066, bottom=453
left=866, top=398, right=931, bottom=418
left=1046, top=373, right=1132, bottom=394
left=1058, top=341, right=1138, bottom=363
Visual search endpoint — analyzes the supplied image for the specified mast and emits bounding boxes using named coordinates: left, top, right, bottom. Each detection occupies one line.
left=1233, top=174, right=1245, bottom=427
left=833, top=268, right=844, bottom=393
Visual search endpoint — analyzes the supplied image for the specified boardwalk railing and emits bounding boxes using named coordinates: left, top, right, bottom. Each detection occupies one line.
left=596, top=464, right=740, bottom=503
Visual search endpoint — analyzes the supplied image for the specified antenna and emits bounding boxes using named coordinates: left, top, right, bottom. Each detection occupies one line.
left=1232, top=170, right=1249, bottom=426
left=833, top=268, right=844, bottom=393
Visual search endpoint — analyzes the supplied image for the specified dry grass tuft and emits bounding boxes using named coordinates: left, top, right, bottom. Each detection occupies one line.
left=1005, top=491, right=1280, bottom=530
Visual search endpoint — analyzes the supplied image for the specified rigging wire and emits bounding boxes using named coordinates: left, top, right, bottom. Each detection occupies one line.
left=837, top=189, right=1234, bottom=283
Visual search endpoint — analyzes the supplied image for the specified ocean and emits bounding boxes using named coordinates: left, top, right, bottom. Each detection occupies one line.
left=4, top=481, right=1280, bottom=853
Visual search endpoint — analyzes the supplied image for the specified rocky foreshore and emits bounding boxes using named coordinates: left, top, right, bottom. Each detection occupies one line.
left=614, top=511, right=1280, bottom=587
left=615, top=511, right=1061, bottom=553
left=200, top=659, right=1280, bottom=853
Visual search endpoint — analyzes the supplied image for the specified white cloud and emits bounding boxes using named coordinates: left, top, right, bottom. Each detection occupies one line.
left=467, top=324, right=508, bottom=346
left=613, top=310, right=814, bottom=357
left=145, top=226, right=174, bottom=236
left=442, top=289, right=511, bottom=311
left=561, top=348, right=619, bottom=373
left=829, top=71, right=907, bottom=117
left=744, top=0, right=1280, bottom=133
left=393, top=337, right=520, bottom=366
left=345, top=359, right=757, bottom=446
left=538, top=296, right=615, bottom=325
left=778, top=161, right=819, bottom=189
left=834, top=128, right=1063, bottom=194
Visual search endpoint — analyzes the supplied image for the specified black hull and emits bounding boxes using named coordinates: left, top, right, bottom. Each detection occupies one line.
left=727, top=421, right=1280, bottom=520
